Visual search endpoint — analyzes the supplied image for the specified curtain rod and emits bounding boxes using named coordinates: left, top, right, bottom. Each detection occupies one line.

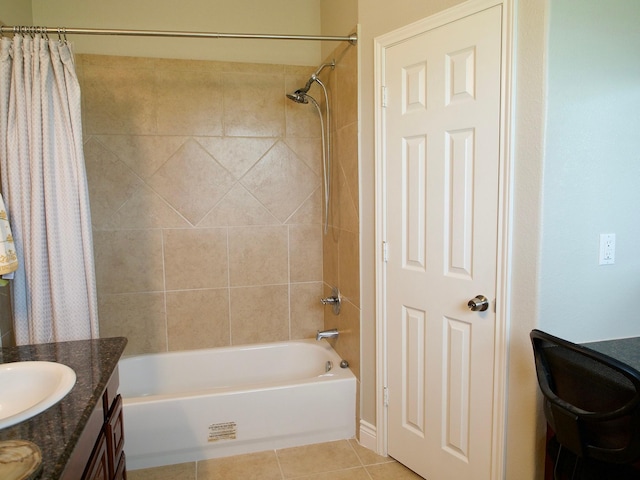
left=0, top=26, right=357, bottom=44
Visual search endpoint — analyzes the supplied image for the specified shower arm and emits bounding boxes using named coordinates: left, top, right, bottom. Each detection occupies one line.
left=297, top=60, right=336, bottom=95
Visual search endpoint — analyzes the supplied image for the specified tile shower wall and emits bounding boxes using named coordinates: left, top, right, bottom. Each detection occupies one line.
left=320, top=42, right=360, bottom=396
left=77, top=54, right=327, bottom=356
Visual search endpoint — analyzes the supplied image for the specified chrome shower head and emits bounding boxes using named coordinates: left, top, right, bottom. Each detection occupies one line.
left=286, top=90, right=309, bottom=104
left=286, top=59, right=335, bottom=105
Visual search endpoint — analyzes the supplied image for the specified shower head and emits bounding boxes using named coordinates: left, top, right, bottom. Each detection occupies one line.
left=286, top=59, right=336, bottom=104
left=286, top=90, right=309, bottom=104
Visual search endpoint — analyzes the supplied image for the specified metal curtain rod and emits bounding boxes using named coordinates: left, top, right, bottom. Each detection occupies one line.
left=0, top=25, right=358, bottom=44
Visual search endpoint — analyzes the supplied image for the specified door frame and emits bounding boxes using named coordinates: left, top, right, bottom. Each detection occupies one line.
left=373, top=0, right=514, bottom=478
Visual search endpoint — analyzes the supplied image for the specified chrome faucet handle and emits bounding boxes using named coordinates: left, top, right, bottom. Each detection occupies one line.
left=320, top=286, right=341, bottom=315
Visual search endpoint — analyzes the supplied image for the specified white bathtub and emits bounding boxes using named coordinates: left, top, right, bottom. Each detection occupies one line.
left=118, top=339, right=356, bottom=470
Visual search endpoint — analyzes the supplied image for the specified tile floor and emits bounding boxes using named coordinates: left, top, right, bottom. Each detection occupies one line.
left=127, top=439, right=426, bottom=480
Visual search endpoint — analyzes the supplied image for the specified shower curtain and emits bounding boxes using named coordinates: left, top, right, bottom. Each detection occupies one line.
left=0, top=34, right=99, bottom=344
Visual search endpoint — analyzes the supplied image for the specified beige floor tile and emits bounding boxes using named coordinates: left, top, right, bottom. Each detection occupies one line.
left=365, top=461, right=426, bottom=480
left=128, top=462, right=196, bottom=480
left=197, top=451, right=282, bottom=480
left=348, top=439, right=393, bottom=466
left=277, top=440, right=361, bottom=478
left=293, top=466, right=371, bottom=480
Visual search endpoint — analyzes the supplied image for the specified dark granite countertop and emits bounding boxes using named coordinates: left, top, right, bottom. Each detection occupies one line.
left=0, top=337, right=127, bottom=479
left=583, top=336, right=640, bottom=372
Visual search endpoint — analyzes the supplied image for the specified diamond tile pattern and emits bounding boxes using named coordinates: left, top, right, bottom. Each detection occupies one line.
left=147, top=139, right=236, bottom=225
left=241, top=141, right=319, bottom=223
left=77, top=50, right=358, bottom=365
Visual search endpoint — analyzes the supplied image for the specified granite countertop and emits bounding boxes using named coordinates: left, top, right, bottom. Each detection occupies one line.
left=583, top=336, right=640, bottom=372
left=0, top=337, right=127, bottom=479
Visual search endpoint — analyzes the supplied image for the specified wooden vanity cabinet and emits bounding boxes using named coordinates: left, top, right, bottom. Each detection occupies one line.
left=63, top=369, right=126, bottom=480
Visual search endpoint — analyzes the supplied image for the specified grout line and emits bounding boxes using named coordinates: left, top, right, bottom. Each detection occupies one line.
left=160, top=228, right=169, bottom=352
left=225, top=227, right=232, bottom=346
left=274, top=447, right=286, bottom=479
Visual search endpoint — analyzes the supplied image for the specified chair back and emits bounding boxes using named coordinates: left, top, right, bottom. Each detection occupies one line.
left=530, top=329, right=640, bottom=464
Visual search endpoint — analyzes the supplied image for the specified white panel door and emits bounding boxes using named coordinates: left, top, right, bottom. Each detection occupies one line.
left=383, top=5, right=502, bottom=480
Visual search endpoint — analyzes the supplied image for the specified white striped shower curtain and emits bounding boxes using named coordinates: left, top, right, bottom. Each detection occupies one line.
left=0, top=34, right=99, bottom=344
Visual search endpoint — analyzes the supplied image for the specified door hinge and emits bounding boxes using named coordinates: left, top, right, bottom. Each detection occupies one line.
left=381, top=85, right=388, bottom=108
left=383, top=386, right=389, bottom=407
left=382, top=241, right=389, bottom=263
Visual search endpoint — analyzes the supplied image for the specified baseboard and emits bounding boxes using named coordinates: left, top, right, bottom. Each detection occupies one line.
left=358, top=420, right=378, bottom=453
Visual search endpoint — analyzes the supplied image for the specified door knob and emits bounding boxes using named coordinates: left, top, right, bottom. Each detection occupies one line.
left=468, top=295, right=489, bottom=312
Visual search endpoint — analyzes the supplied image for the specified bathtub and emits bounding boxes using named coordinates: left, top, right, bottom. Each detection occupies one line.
left=118, top=339, right=356, bottom=470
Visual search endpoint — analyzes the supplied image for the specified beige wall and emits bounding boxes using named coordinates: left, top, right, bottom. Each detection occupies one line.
left=0, top=0, right=32, bottom=25
left=31, top=0, right=322, bottom=65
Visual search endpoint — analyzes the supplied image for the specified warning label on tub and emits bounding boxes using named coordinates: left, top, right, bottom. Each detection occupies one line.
left=208, top=422, right=237, bottom=442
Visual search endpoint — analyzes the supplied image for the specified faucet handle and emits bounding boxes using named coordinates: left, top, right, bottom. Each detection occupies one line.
left=320, top=286, right=341, bottom=315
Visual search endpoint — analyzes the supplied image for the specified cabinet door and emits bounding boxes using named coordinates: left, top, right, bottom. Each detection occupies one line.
left=114, top=452, right=126, bottom=480
left=107, top=394, right=125, bottom=479
left=82, top=432, right=109, bottom=480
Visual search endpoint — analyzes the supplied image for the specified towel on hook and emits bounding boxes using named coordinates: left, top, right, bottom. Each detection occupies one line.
left=0, top=194, right=18, bottom=279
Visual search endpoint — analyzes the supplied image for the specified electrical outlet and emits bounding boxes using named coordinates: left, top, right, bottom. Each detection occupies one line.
left=599, top=233, right=615, bottom=265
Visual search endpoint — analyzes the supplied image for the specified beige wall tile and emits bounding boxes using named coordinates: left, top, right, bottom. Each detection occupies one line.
left=164, top=228, right=228, bottom=290
left=230, top=285, right=289, bottom=344
left=156, top=68, right=224, bottom=136
left=93, top=229, right=165, bottom=294
left=322, top=227, right=340, bottom=289
left=290, top=282, right=324, bottom=340
left=284, top=137, right=323, bottom=176
left=336, top=122, right=359, bottom=217
left=241, top=141, right=319, bottom=223
left=80, top=53, right=358, bottom=361
left=84, top=138, right=143, bottom=228
left=339, top=229, right=360, bottom=307
left=223, top=72, right=285, bottom=137
left=289, top=224, right=323, bottom=282
left=228, top=226, right=288, bottom=287
left=335, top=44, right=358, bottom=130
left=94, top=135, right=187, bottom=180
left=166, top=289, right=230, bottom=351
left=198, top=184, right=279, bottom=227
left=98, top=293, right=167, bottom=356
left=147, top=139, right=236, bottom=225
left=285, top=74, right=324, bottom=139
left=82, top=63, right=157, bottom=135
left=286, top=187, right=322, bottom=226
left=197, top=137, right=276, bottom=179
left=328, top=154, right=359, bottom=234
left=326, top=298, right=361, bottom=381
left=102, top=185, right=190, bottom=230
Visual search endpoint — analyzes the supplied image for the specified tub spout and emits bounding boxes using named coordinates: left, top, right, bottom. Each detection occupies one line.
left=316, top=328, right=339, bottom=341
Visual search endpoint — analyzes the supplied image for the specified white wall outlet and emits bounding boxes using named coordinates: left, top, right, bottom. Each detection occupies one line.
left=599, top=233, right=616, bottom=265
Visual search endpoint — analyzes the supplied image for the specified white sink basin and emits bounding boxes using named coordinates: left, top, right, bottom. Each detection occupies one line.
left=0, top=361, right=76, bottom=429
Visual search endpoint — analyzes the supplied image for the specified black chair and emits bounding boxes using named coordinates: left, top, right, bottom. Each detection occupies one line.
left=530, top=329, right=640, bottom=480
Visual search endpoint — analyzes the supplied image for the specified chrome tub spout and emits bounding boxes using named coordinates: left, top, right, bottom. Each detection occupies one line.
left=316, top=328, right=339, bottom=341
